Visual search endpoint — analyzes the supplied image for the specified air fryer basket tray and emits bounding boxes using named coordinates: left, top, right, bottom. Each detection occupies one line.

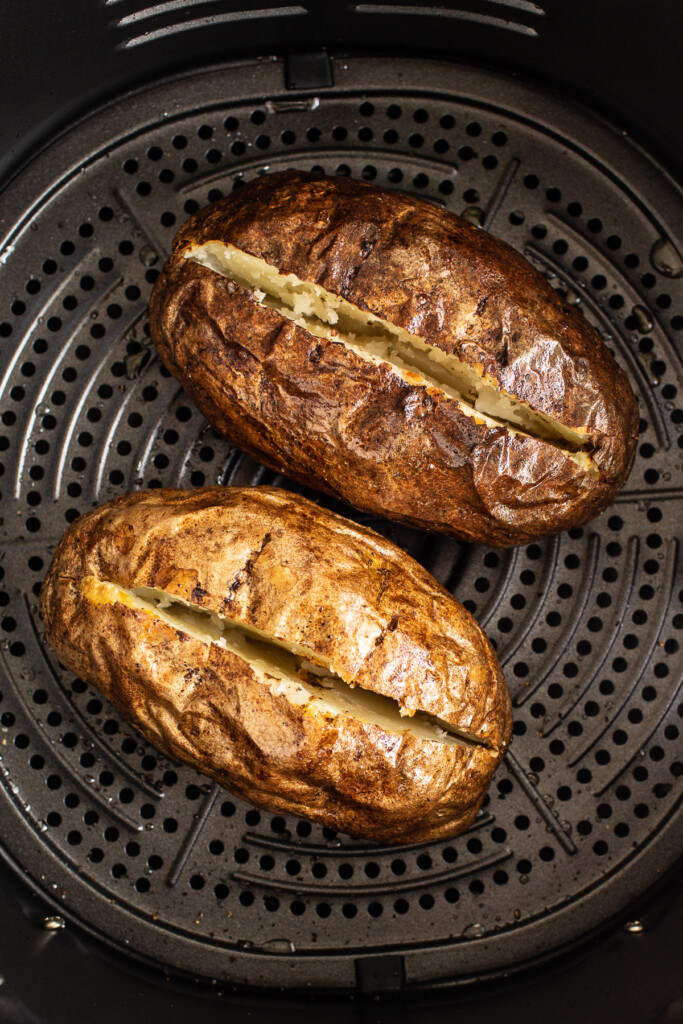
left=0, top=57, right=680, bottom=990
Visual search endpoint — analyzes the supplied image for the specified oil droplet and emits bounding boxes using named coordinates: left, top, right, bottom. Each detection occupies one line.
left=260, top=938, right=296, bottom=954
left=139, top=245, right=158, bottom=268
left=526, top=772, right=539, bottom=786
left=462, top=922, right=485, bottom=938
left=650, top=238, right=683, bottom=278
left=236, top=938, right=254, bottom=950
left=42, top=915, right=65, bottom=930
left=460, top=206, right=484, bottom=226
left=519, top=875, right=529, bottom=885
left=632, top=305, right=654, bottom=333
left=125, top=348, right=151, bottom=379
left=636, top=351, right=658, bottom=383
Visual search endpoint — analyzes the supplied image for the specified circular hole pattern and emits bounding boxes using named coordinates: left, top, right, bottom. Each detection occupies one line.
left=0, top=87, right=681, bottom=988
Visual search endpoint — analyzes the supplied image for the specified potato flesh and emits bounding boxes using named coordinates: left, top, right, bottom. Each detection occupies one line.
left=189, top=242, right=596, bottom=475
left=83, top=579, right=487, bottom=750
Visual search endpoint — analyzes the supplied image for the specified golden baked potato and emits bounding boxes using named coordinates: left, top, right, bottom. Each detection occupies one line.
left=40, top=487, right=511, bottom=844
left=149, top=170, right=639, bottom=546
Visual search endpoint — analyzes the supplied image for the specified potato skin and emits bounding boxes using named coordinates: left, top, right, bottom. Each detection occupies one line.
left=149, top=171, right=639, bottom=546
left=40, top=487, right=511, bottom=844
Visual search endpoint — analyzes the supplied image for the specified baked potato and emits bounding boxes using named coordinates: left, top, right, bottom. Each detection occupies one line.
left=40, top=486, right=511, bottom=844
left=149, top=170, right=638, bottom=547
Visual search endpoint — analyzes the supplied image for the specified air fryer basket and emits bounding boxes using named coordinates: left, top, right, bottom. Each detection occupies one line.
left=0, top=56, right=681, bottom=991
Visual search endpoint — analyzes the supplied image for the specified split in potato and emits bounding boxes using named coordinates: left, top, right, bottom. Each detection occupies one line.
left=83, top=577, right=489, bottom=750
left=191, top=240, right=595, bottom=472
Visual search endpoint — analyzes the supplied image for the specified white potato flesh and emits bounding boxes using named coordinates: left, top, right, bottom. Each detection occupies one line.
left=189, top=242, right=596, bottom=475
left=88, top=580, right=486, bottom=749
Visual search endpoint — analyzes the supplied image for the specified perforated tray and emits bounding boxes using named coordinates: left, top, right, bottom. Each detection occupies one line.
left=0, top=57, right=681, bottom=990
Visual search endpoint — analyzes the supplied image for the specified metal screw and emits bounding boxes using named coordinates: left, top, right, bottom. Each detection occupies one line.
left=42, top=915, right=65, bottom=931
left=624, top=920, right=644, bottom=933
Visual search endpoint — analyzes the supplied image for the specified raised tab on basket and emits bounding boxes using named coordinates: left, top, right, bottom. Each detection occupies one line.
left=355, top=954, right=406, bottom=996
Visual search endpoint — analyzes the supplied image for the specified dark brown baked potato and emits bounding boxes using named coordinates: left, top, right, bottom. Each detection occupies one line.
left=40, top=486, right=512, bottom=844
left=149, top=171, right=639, bottom=546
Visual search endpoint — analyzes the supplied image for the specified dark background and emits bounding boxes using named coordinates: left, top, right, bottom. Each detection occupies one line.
left=1, top=0, right=682, bottom=189
left=0, top=856, right=681, bottom=1022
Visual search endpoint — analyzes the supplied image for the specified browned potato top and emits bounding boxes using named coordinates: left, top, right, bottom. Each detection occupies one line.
left=40, top=487, right=512, bottom=843
left=150, top=171, right=639, bottom=544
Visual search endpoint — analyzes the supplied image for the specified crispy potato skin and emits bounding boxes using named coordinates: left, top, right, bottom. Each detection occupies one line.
left=149, top=171, right=638, bottom=545
left=40, top=487, right=511, bottom=844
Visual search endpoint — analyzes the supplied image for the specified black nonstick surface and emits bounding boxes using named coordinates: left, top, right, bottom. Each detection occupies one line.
left=0, top=56, right=681, bottom=991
